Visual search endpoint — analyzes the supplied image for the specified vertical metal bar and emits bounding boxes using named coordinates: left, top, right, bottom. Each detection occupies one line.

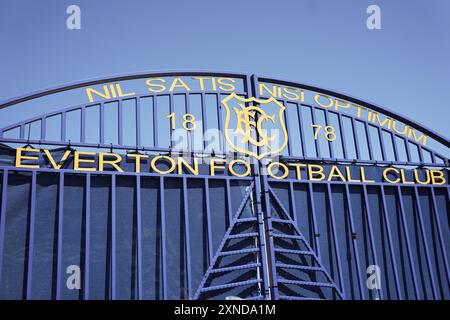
left=118, top=100, right=123, bottom=146
left=111, top=174, right=116, bottom=300
left=296, top=103, right=307, bottom=157
left=26, top=171, right=37, bottom=299
left=413, top=186, right=438, bottom=299
left=0, top=171, right=8, bottom=291
left=337, top=113, right=347, bottom=159
left=254, top=176, right=271, bottom=299
left=61, top=112, right=66, bottom=142
left=152, top=96, right=158, bottom=147
left=447, top=185, right=450, bottom=213
left=204, top=179, right=213, bottom=265
left=326, top=183, right=345, bottom=298
left=324, top=110, right=334, bottom=158
left=310, top=107, right=321, bottom=158
left=200, top=93, right=207, bottom=151
left=430, top=187, right=450, bottom=285
left=182, top=177, right=192, bottom=299
left=282, top=100, right=293, bottom=156
left=185, top=94, right=192, bottom=152
left=56, top=172, right=64, bottom=300
left=84, top=173, right=91, bottom=300
left=363, top=122, right=373, bottom=160
left=376, top=126, right=387, bottom=161
left=379, top=186, right=403, bottom=299
left=430, top=151, right=436, bottom=164
left=225, top=179, right=233, bottom=228
left=350, top=118, right=361, bottom=159
left=307, top=183, right=321, bottom=258
left=100, top=103, right=105, bottom=144
left=288, top=182, right=297, bottom=224
left=362, top=185, right=383, bottom=300
left=417, top=143, right=424, bottom=163
left=20, top=125, right=25, bottom=140
left=159, top=177, right=167, bottom=299
left=403, top=137, right=412, bottom=162
left=391, top=132, right=399, bottom=162
left=216, top=93, right=224, bottom=153
left=135, top=97, right=141, bottom=147
left=396, top=186, right=420, bottom=299
left=261, top=175, right=279, bottom=300
left=250, top=75, right=272, bottom=299
left=136, top=175, right=143, bottom=300
left=343, top=184, right=365, bottom=299
left=169, top=94, right=174, bottom=149
left=80, top=107, right=86, bottom=143
left=41, top=117, right=46, bottom=141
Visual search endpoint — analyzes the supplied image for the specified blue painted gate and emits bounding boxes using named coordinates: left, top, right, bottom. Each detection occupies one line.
left=0, top=71, right=448, bottom=300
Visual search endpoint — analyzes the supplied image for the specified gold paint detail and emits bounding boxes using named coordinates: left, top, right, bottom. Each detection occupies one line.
left=222, top=93, right=288, bottom=160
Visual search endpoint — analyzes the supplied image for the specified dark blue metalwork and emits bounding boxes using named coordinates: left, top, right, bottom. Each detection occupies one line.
left=0, top=71, right=448, bottom=300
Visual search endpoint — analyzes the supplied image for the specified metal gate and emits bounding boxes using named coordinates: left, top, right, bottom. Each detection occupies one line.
left=0, top=72, right=448, bottom=300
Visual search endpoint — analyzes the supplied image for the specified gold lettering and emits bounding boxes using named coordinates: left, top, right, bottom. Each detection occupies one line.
left=127, top=154, right=149, bottom=173
left=314, top=94, right=333, bottom=109
left=282, top=87, right=300, bottom=101
left=334, top=99, right=350, bottom=111
left=360, top=167, right=375, bottom=183
left=383, top=168, right=400, bottom=184
left=372, top=113, right=392, bottom=129
left=151, top=156, right=176, bottom=174
left=210, top=158, right=226, bottom=176
left=267, top=162, right=289, bottom=179
left=430, top=170, right=446, bottom=185
left=109, top=84, right=117, bottom=98
left=115, top=83, right=135, bottom=98
left=228, top=159, right=251, bottom=177
left=259, top=83, right=278, bottom=98
left=217, top=78, right=236, bottom=91
left=44, top=149, right=71, bottom=169
left=354, top=104, right=367, bottom=118
left=99, top=153, right=123, bottom=172
left=288, top=163, right=306, bottom=180
left=192, top=77, right=210, bottom=91
left=392, top=121, right=408, bottom=135
left=177, top=157, right=199, bottom=175
left=346, top=166, right=361, bottom=183
left=328, top=165, right=346, bottom=181
left=414, top=169, right=430, bottom=185
left=74, top=151, right=96, bottom=171
left=211, top=78, right=217, bottom=91
left=400, top=169, right=414, bottom=184
left=407, top=128, right=427, bottom=145
left=169, top=77, right=190, bottom=92
left=15, top=148, right=40, bottom=168
left=86, top=85, right=111, bottom=103
left=146, top=78, right=166, bottom=93
left=308, top=164, right=325, bottom=181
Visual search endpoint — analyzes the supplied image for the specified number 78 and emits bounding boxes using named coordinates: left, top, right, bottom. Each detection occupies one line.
left=311, top=124, right=337, bottom=142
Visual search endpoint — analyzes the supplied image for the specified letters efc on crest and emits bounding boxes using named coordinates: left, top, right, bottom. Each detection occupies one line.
left=222, top=93, right=288, bottom=160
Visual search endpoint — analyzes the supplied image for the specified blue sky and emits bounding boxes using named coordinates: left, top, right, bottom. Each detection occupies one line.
left=0, top=0, right=449, bottom=139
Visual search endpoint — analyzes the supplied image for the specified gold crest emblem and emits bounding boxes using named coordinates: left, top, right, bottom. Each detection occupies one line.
left=222, top=93, right=288, bottom=160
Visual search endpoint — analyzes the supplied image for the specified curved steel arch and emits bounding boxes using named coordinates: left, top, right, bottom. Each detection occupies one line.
left=0, top=70, right=249, bottom=109
left=255, top=75, right=450, bottom=148
left=0, top=70, right=448, bottom=148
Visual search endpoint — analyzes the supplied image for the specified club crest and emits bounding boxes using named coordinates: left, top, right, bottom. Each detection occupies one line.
left=222, top=93, right=288, bottom=160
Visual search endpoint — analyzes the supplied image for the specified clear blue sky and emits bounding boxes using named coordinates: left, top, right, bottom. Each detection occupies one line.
left=0, top=0, right=449, bottom=139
